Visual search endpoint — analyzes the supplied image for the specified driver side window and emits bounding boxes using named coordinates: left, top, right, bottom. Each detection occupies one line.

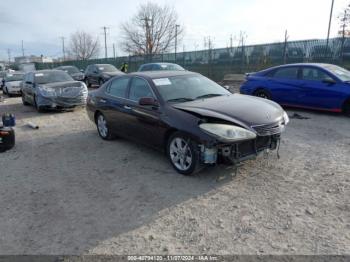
left=129, top=77, right=154, bottom=102
left=302, top=68, right=331, bottom=81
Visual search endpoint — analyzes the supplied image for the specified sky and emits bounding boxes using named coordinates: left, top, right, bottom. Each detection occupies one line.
left=0, top=0, right=349, bottom=60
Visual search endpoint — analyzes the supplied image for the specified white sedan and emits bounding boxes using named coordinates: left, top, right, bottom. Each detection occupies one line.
left=3, top=72, right=25, bottom=96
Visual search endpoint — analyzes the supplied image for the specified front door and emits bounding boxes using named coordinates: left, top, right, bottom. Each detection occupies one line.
left=123, top=77, right=164, bottom=148
left=299, top=67, right=344, bottom=110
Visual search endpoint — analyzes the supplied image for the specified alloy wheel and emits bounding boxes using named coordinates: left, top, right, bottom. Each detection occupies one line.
left=169, top=137, right=193, bottom=171
left=97, top=114, right=108, bottom=138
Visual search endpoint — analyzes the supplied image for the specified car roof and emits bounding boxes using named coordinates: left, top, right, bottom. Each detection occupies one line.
left=267, top=63, right=336, bottom=70
left=30, top=69, right=64, bottom=74
left=92, top=64, right=115, bottom=66
left=141, top=62, right=180, bottom=66
left=57, top=65, right=76, bottom=68
left=129, top=70, right=196, bottom=79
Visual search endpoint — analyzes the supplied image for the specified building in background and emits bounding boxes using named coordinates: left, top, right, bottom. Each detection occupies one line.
left=14, top=55, right=53, bottom=64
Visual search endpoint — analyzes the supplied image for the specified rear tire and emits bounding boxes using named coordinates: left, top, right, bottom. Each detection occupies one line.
left=253, top=89, right=271, bottom=100
left=85, top=78, right=91, bottom=88
left=95, top=112, right=115, bottom=140
left=166, top=132, right=202, bottom=175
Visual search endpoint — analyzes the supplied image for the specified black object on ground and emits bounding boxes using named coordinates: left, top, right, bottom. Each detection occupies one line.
left=0, top=126, right=15, bottom=153
left=289, top=113, right=310, bottom=120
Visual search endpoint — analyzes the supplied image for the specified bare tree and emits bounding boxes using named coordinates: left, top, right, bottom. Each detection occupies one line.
left=69, top=31, right=100, bottom=60
left=120, top=2, right=183, bottom=55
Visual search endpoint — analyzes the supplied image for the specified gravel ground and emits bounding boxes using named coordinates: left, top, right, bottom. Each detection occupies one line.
left=0, top=91, right=349, bottom=255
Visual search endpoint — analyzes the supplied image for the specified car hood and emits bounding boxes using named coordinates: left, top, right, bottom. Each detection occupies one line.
left=71, top=72, right=84, bottom=77
left=172, top=94, right=284, bottom=128
left=41, top=81, right=83, bottom=88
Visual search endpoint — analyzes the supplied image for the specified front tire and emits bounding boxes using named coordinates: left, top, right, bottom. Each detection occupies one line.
left=96, top=113, right=115, bottom=140
left=253, top=89, right=271, bottom=100
left=22, top=93, right=30, bottom=105
left=34, top=95, right=44, bottom=112
left=167, top=132, right=201, bottom=175
left=343, top=101, right=350, bottom=117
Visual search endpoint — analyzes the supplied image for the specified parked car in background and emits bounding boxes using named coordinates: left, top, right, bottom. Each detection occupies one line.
left=3, top=72, right=25, bottom=96
left=240, top=63, right=350, bottom=116
left=22, top=70, right=88, bottom=111
left=84, top=64, right=124, bottom=87
left=0, top=71, right=6, bottom=90
left=138, top=62, right=185, bottom=72
left=55, top=65, right=84, bottom=81
left=86, top=70, right=288, bottom=175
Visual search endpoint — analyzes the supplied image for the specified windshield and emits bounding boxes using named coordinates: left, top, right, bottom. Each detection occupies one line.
left=35, top=71, right=73, bottom=84
left=5, top=73, right=24, bottom=82
left=98, top=65, right=118, bottom=72
left=158, top=64, right=185, bottom=71
left=60, top=66, right=80, bottom=74
left=153, top=74, right=230, bottom=102
left=323, top=64, right=350, bottom=82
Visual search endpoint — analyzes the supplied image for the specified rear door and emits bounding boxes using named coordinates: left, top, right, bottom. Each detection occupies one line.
left=267, top=66, right=302, bottom=105
left=101, top=76, right=131, bottom=135
left=299, top=66, right=344, bottom=110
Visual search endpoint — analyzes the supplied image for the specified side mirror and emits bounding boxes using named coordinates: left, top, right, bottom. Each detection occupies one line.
left=93, top=70, right=98, bottom=74
left=139, top=97, right=159, bottom=107
left=25, top=81, right=33, bottom=85
left=322, top=78, right=336, bottom=85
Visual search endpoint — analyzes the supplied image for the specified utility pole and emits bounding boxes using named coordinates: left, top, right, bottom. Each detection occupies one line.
left=175, top=24, right=180, bottom=62
left=326, top=0, right=335, bottom=57
left=283, top=30, right=289, bottom=63
left=60, top=37, right=66, bottom=61
left=113, top=43, right=116, bottom=59
left=21, top=40, right=25, bottom=57
left=141, top=17, right=153, bottom=60
left=7, top=49, right=11, bottom=65
left=102, top=26, right=109, bottom=59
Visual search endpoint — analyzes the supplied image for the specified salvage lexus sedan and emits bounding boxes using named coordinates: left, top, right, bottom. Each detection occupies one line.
left=240, top=63, right=350, bottom=116
left=86, top=71, right=289, bottom=175
left=22, top=70, right=88, bottom=111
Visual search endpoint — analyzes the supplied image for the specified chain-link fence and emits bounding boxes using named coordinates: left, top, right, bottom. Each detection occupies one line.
left=35, top=37, right=350, bottom=81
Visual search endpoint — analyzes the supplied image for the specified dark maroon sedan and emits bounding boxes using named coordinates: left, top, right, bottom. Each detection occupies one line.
left=86, top=71, right=289, bottom=175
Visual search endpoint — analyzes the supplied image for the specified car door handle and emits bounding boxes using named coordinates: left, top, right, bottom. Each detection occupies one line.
left=100, top=99, right=107, bottom=103
left=124, top=105, right=132, bottom=110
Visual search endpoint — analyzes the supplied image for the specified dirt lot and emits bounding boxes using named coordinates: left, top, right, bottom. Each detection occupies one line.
left=0, top=91, right=349, bottom=255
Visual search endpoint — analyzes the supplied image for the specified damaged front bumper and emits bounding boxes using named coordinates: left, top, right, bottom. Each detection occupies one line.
left=199, top=134, right=280, bottom=165
left=36, top=94, right=87, bottom=109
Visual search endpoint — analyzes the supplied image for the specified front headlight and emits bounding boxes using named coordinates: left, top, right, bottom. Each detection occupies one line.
left=283, top=111, right=289, bottom=125
left=199, top=123, right=257, bottom=142
left=39, top=86, right=56, bottom=97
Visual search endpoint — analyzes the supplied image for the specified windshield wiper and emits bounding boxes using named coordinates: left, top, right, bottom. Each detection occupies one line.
left=167, top=98, right=194, bottom=103
left=195, top=94, right=223, bottom=100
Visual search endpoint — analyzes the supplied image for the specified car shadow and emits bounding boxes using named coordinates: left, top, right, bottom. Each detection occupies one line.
left=0, top=128, right=239, bottom=254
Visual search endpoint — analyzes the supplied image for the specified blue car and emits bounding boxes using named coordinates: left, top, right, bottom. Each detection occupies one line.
left=240, top=63, right=350, bottom=116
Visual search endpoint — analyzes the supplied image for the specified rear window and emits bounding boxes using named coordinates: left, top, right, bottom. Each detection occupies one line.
left=272, top=67, right=299, bottom=79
